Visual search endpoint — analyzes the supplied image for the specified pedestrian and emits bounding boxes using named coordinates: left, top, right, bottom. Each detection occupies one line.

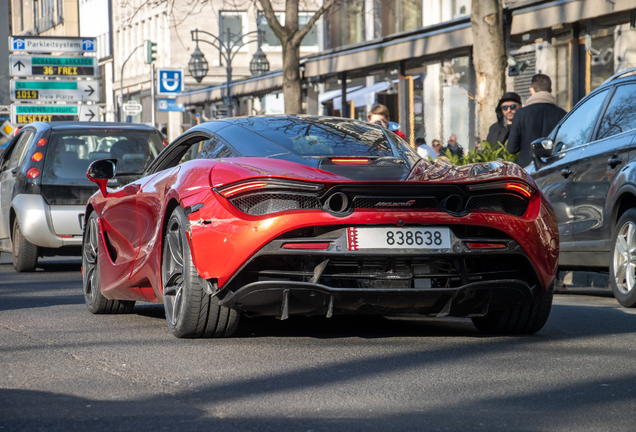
left=431, top=139, right=442, bottom=155
left=368, top=104, right=406, bottom=140
left=507, top=74, right=567, bottom=167
left=486, top=92, right=522, bottom=147
left=440, top=134, right=464, bottom=160
left=415, top=137, right=437, bottom=160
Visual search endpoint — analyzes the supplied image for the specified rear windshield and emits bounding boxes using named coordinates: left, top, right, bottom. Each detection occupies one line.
left=42, top=129, right=163, bottom=185
left=230, top=117, right=396, bottom=157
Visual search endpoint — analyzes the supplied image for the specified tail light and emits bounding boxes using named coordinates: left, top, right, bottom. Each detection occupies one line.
left=282, top=242, right=331, bottom=250
left=217, top=182, right=269, bottom=198
left=37, top=138, right=47, bottom=146
left=31, top=152, right=43, bottom=162
left=26, top=168, right=40, bottom=179
left=466, top=242, right=507, bottom=250
left=162, top=139, right=169, bottom=147
left=467, top=181, right=535, bottom=198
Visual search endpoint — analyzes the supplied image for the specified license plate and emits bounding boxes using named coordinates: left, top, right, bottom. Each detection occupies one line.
left=347, top=227, right=451, bottom=250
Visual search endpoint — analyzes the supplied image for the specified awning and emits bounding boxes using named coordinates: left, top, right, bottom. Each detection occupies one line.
left=332, top=81, right=392, bottom=111
left=318, top=85, right=364, bottom=104
left=177, top=71, right=283, bottom=105
left=511, top=0, right=636, bottom=36
left=303, top=21, right=472, bottom=78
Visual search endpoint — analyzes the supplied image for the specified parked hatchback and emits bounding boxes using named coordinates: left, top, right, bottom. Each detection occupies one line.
left=0, top=122, right=164, bottom=272
left=528, top=67, right=636, bottom=307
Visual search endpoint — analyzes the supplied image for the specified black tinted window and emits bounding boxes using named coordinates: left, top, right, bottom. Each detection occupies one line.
left=196, top=136, right=235, bottom=159
left=42, top=129, right=163, bottom=185
left=222, top=117, right=395, bottom=157
left=554, top=89, right=608, bottom=151
left=597, top=84, right=636, bottom=140
left=8, top=130, right=35, bottom=168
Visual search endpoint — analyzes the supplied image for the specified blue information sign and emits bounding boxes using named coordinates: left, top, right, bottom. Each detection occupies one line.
left=157, top=68, right=184, bottom=95
left=158, top=98, right=185, bottom=112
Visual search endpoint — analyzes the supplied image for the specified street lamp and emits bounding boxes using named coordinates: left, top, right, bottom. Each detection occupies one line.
left=189, top=27, right=269, bottom=117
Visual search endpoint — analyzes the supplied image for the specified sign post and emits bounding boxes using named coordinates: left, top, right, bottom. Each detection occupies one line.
left=11, top=104, right=99, bottom=124
left=9, top=36, right=97, bottom=54
left=9, top=55, right=98, bottom=78
left=157, top=68, right=184, bottom=95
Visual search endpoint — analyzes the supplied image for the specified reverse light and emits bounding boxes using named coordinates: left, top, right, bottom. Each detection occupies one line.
left=26, top=168, right=40, bottom=179
left=31, top=152, right=43, bottom=162
left=37, top=138, right=47, bottom=146
left=218, top=182, right=269, bottom=198
left=282, top=242, right=331, bottom=250
left=466, top=242, right=507, bottom=250
left=331, top=158, right=369, bottom=165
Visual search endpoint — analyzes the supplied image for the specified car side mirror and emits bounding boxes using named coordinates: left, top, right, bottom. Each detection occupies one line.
left=87, top=159, right=117, bottom=197
left=531, top=138, right=553, bottom=171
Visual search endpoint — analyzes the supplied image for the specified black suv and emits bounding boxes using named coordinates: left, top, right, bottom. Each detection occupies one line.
left=0, top=122, right=164, bottom=272
left=528, top=67, right=636, bottom=307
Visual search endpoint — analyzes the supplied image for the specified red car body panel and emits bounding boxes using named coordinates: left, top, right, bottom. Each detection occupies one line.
left=86, top=156, right=558, bottom=306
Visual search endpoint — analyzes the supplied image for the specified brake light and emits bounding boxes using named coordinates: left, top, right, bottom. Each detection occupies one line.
left=331, top=158, right=369, bottom=165
left=505, top=182, right=533, bottom=198
left=31, top=152, right=43, bottom=162
left=14, top=127, right=20, bottom=136
left=218, top=182, right=268, bottom=198
left=282, top=242, right=331, bottom=250
left=26, top=168, right=40, bottom=178
left=466, top=242, right=507, bottom=250
left=37, top=138, right=47, bottom=146
left=162, top=139, right=169, bottom=147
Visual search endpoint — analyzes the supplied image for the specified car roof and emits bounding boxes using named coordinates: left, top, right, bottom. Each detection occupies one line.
left=22, top=121, right=158, bottom=131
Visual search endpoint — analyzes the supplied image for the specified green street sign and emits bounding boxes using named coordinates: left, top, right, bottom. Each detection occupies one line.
left=11, top=79, right=100, bottom=102
left=11, top=104, right=99, bottom=124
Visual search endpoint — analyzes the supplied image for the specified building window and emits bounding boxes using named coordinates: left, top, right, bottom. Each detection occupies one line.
left=220, top=11, right=247, bottom=47
left=324, top=0, right=365, bottom=49
left=380, top=0, right=421, bottom=37
left=258, top=12, right=319, bottom=49
left=40, top=0, right=56, bottom=32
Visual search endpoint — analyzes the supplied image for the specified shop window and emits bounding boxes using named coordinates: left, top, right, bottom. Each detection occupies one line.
left=381, top=0, right=422, bottom=36
left=324, top=0, right=365, bottom=49
left=597, top=84, right=636, bottom=140
left=553, top=89, right=608, bottom=152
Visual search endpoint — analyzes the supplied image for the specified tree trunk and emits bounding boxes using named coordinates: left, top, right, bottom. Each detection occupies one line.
left=471, top=0, right=507, bottom=140
left=282, top=40, right=302, bottom=114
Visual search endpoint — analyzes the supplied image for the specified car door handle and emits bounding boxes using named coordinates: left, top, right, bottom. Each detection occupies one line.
left=561, top=168, right=573, bottom=179
left=608, top=157, right=622, bottom=168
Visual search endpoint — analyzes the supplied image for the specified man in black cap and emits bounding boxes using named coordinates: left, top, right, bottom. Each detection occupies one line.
left=486, top=92, right=522, bottom=147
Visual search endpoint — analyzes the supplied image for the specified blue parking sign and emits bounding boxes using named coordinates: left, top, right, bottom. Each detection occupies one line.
left=157, top=68, right=184, bottom=95
left=82, top=39, right=95, bottom=51
left=12, top=38, right=26, bottom=50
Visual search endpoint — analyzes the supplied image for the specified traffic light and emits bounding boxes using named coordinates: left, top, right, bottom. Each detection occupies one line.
left=145, top=40, right=157, bottom=64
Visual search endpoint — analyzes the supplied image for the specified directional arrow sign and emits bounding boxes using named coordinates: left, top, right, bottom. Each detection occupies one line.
left=11, top=104, right=99, bottom=125
left=9, top=55, right=98, bottom=78
left=11, top=80, right=100, bottom=102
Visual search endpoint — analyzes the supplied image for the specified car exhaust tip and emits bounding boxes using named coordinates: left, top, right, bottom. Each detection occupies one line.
left=324, top=192, right=349, bottom=213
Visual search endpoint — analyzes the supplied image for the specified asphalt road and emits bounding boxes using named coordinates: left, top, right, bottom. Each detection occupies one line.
left=1, top=253, right=635, bottom=432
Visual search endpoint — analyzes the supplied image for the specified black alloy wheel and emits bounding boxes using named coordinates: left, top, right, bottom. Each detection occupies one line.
left=82, top=212, right=135, bottom=314
left=161, top=206, right=240, bottom=338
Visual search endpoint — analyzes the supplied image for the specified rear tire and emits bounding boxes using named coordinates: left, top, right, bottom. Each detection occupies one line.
left=610, top=209, right=636, bottom=307
left=82, top=212, right=135, bottom=314
left=12, top=219, right=38, bottom=272
left=162, top=206, right=240, bottom=338
left=472, top=282, right=554, bottom=335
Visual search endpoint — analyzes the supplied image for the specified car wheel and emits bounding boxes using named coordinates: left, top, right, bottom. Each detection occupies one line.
left=610, top=209, right=636, bottom=307
left=82, top=212, right=135, bottom=314
left=471, top=281, right=554, bottom=335
left=162, top=206, right=240, bottom=338
left=12, top=219, right=38, bottom=272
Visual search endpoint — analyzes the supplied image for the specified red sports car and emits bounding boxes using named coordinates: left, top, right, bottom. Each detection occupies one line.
left=83, top=116, right=558, bottom=338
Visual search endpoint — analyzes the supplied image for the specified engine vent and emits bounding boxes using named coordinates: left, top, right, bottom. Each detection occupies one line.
left=230, top=193, right=321, bottom=216
left=466, top=194, right=529, bottom=217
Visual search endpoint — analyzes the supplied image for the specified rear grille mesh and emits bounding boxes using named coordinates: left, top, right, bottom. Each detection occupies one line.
left=466, top=194, right=529, bottom=216
left=352, top=197, right=438, bottom=210
left=230, top=193, right=321, bottom=215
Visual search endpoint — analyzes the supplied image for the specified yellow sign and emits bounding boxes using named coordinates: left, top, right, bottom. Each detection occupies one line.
left=0, top=121, right=16, bottom=138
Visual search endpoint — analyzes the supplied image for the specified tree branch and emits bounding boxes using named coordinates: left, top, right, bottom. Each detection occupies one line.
left=259, top=0, right=287, bottom=41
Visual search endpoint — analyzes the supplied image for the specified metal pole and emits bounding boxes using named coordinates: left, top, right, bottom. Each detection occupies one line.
left=151, top=63, right=156, bottom=127
left=119, top=43, right=144, bottom=122
left=226, top=27, right=232, bottom=117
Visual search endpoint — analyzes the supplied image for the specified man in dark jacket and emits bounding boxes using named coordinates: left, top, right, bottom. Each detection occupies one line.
left=486, top=92, right=522, bottom=146
left=507, top=74, right=567, bottom=167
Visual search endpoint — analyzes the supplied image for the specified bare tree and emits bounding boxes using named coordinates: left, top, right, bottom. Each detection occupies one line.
left=258, top=0, right=338, bottom=114
left=471, top=0, right=507, bottom=140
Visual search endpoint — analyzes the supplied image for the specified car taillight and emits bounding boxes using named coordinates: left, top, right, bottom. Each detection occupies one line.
left=218, top=182, right=269, bottom=198
left=37, top=138, right=47, bottom=146
left=282, top=242, right=331, bottom=250
left=31, top=152, right=43, bottom=162
left=467, top=181, right=535, bottom=198
left=26, top=168, right=40, bottom=178
left=466, top=242, right=507, bottom=250
left=162, top=139, right=169, bottom=147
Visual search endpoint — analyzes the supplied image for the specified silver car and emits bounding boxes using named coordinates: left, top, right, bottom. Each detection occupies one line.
left=0, top=122, right=164, bottom=272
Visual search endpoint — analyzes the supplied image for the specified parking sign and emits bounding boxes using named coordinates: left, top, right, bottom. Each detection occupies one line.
left=157, top=68, right=184, bottom=95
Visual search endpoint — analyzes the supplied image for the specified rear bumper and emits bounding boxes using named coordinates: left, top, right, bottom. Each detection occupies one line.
left=12, top=194, right=83, bottom=248
left=218, top=279, right=536, bottom=319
